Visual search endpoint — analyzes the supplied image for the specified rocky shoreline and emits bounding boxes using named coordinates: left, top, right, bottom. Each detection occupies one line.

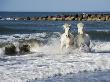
left=0, top=13, right=110, bottom=21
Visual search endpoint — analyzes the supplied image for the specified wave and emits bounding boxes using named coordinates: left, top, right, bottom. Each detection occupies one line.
left=0, top=32, right=110, bottom=56
left=0, top=32, right=110, bottom=81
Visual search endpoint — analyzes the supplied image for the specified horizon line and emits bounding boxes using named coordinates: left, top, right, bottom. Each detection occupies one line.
left=0, top=11, right=110, bottom=13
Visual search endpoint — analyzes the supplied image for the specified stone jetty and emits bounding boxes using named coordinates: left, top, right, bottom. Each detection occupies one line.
left=0, top=13, right=110, bottom=21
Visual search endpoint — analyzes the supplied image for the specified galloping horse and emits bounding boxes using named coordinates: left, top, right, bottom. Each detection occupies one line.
left=74, top=22, right=91, bottom=52
left=60, top=23, right=74, bottom=50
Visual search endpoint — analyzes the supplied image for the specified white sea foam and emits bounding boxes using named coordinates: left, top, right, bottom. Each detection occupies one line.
left=0, top=33, right=110, bottom=82
left=0, top=48, right=5, bottom=56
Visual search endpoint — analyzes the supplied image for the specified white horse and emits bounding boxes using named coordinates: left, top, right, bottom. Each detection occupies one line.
left=74, top=22, right=91, bottom=52
left=60, top=23, right=74, bottom=50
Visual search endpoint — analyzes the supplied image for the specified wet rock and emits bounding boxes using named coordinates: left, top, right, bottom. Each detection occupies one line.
left=101, top=17, right=106, bottom=21
left=27, top=17, right=30, bottom=20
left=37, top=17, right=42, bottom=20
left=51, top=17, right=57, bottom=20
left=6, top=13, right=110, bottom=21
left=19, top=42, right=30, bottom=54
left=19, top=39, right=41, bottom=53
left=56, top=17, right=63, bottom=21
left=31, top=17, right=38, bottom=20
left=65, top=17, right=72, bottom=21
left=42, top=17, right=47, bottom=20
left=26, top=39, right=41, bottom=52
left=5, top=43, right=17, bottom=55
left=87, top=17, right=92, bottom=21
left=16, top=17, right=26, bottom=20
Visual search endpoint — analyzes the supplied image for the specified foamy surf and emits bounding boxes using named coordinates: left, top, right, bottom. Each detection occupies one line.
left=0, top=32, right=110, bottom=82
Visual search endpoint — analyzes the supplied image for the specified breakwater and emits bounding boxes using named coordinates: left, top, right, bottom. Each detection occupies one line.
left=0, top=13, right=110, bottom=21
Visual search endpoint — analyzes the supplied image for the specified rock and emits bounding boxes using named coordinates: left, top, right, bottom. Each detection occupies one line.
left=19, top=39, right=41, bottom=53
left=101, top=17, right=106, bottom=21
left=37, top=17, right=42, bottom=20
left=65, top=17, right=73, bottom=21
left=5, top=13, right=110, bottom=21
left=27, top=17, right=30, bottom=20
left=19, top=42, right=30, bottom=54
left=87, top=17, right=92, bottom=21
left=26, top=39, right=40, bottom=52
left=52, top=17, right=57, bottom=21
left=56, top=17, right=63, bottom=21
left=5, top=43, right=17, bottom=55
left=42, top=17, right=47, bottom=20
left=47, top=16, right=52, bottom=20
left=31, top=17, right=38, bottom=20
left=16, top=17, right=26, bottom=20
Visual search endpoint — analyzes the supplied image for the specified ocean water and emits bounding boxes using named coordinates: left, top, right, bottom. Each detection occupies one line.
left=0, top=12, right=110, bottom=82
left=0, top=12, right=110, bottom=17
left=0, top=20, right=110, bottom=41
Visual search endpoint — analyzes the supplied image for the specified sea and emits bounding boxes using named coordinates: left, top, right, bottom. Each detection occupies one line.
left=0, top=12, right=110, bottom=41
left=0, top=12, right=110, bottom=82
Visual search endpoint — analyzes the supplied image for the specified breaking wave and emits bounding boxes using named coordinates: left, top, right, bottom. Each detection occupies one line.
left=0, top=32, right=110, bottom=82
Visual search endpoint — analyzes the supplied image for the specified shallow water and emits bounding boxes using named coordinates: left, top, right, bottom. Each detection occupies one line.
left=0, top=32, right=110, bottom=82
left=30, top=71, right=110, bottom=82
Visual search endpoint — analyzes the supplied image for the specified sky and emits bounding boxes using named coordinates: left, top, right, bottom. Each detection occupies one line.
left=0, top=0, right=110, bottom=12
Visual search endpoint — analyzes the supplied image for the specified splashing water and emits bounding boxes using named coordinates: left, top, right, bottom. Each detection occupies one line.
left=0, top=32, right=110, bottom=82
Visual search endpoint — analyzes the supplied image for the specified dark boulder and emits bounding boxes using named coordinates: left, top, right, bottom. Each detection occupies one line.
left=5, top=43, right=17, bottom=55
left=19, top=42, right=30, bottom=54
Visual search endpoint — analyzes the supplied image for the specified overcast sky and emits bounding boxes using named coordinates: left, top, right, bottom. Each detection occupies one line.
left=0, top=0, right=110, bottom=12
